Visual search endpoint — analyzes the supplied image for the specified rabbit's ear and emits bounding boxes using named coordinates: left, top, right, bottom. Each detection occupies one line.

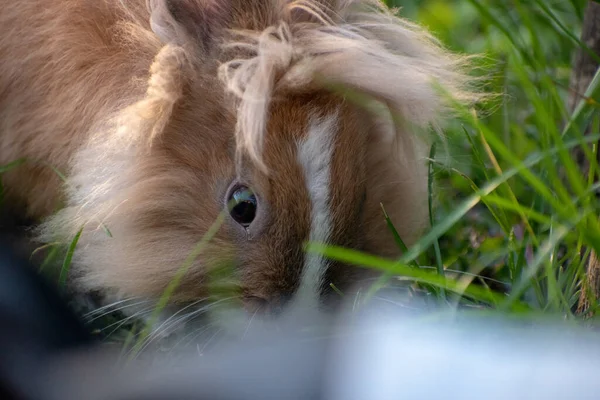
left=148, top=0, right=230, bottom=51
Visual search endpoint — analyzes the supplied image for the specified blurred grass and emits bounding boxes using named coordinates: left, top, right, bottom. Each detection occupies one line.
left=326, top=0, right=600, bottom=320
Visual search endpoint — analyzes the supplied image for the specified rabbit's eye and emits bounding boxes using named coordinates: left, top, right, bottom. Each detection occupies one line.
left=227, top=186, right=257, bottom=228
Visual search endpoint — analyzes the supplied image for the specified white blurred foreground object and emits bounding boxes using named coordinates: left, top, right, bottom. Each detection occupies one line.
left=1, top=244, right=599, bottom=400
left=29, top=309, right=600, bottom=400
left=326, top=314, right=600, bottom=400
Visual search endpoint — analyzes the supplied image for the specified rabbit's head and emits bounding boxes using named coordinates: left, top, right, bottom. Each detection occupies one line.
left=41, top=0, right=479, bottom=318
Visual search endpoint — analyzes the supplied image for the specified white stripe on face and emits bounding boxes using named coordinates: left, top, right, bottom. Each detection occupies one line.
left=291, top=112, right=337, bottom=310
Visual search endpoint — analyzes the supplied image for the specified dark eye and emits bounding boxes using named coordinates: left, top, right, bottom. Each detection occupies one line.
left=227, top=186, right=257, bottom=228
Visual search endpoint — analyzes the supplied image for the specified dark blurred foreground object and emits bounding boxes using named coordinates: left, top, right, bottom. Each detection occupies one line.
left=1, top=242, right=600, bottom=400
left=0, top=240, right=92, bottom=400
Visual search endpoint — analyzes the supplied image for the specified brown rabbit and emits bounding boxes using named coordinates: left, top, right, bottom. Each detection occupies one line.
left=0, top=0, right=478, bottom=321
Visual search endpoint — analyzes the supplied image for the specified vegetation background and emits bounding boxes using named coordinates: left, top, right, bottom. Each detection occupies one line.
left=325, top=0, right=600, bottom=322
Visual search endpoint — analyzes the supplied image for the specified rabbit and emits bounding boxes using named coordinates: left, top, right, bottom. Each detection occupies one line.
left=0, top=0, right=479, bottom=325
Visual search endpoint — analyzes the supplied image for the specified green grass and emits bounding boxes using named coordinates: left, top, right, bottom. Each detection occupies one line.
left=322, top=0, right=600, bottom=321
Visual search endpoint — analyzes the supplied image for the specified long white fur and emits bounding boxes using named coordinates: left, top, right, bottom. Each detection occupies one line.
left=292, top=113, right=337, bottom=309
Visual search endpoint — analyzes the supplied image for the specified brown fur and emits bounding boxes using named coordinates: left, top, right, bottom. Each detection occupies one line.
left=0, top=0, right=480, bottom=315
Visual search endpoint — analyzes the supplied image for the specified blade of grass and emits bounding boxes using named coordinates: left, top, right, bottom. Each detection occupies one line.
left=398, top=134, right=600, bottom=267
left=461, top=126, right=512, bottom=233
left=472, top=121, right=539, bottom=246
left=0, top=158, right=27, bottom=173
left=59, top=226, right=84, bottom=288
left=428, top=143, right=446, bottom=300
left=380, top=203, right=413, bottom=262
left=305, top=242, right=530, bottom=312
left=500, top=224, right=571, bottom=311
left=531, top=0, right=600, bottom=65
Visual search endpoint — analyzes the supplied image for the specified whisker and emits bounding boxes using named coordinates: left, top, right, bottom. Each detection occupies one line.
left=172, top=323, right=217, bottom=352
left=242, top=307, right=260, bottom=340
left=133, top=297, right=239, bottom=356
left=352, top=288, right=362, bottom=313
left=84, top=297, right=138, bottom=317
left=85, top=299, right=152, bottom=322
left=197, top=328, right=223, bottom=357
left=371, top=295, right=423, bottom=310
left=102, top=306, right=156, bottom=338
left=141, top=298, right=210, bottom=343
